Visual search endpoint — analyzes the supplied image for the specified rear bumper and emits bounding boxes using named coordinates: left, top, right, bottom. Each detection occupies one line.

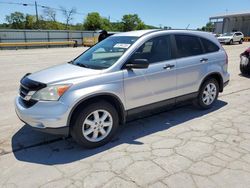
left=223, top=80, right=229, bottom=88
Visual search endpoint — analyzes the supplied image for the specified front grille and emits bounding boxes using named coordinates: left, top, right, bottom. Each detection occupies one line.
left=19, top=98, right=38, bottom=108
left=19, top=75, right=46, bottom=108
left=19, top=85, right=29, bottom=99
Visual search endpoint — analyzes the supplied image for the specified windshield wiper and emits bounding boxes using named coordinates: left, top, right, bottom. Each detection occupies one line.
left=75, top=63, right=89, bottom=68
left=68, top=60, right=89, bottom=68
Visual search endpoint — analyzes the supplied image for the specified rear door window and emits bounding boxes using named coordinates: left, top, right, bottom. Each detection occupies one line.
left=175, top=35, right=203, bottom=58
left=200, top=38, right=219, bottom=53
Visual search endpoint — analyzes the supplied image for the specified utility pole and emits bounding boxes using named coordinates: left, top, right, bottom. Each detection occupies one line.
left=35, top=1, right=39, bottom=22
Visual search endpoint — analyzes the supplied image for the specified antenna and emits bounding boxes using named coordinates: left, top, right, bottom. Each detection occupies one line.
left=186, top=24, right=190, bottom=30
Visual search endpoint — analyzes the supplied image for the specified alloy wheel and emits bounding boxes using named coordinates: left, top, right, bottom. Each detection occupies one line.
left=202, top=83, right=217, bottom=105
left=82, top=110, right=113, bottom=142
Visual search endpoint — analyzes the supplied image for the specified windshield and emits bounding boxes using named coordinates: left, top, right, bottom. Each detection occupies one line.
left=72, top=36, right=138, bottom=69
left=222, top=32, right=234, bottom=37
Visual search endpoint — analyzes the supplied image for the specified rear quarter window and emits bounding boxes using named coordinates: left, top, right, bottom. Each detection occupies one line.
left=200, top=38, right=220, bottom=53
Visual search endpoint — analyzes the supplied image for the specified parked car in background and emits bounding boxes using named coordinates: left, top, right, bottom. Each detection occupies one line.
left=217, top=32, right=244, bottom=45
left=213, top=33, right=221, bottom=38
left=240, top=47, right=250, bottom=75
left=15, top=29, right=230, bottom=148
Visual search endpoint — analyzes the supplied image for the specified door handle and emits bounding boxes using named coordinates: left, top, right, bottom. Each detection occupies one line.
left=200, top=58, right=208, bottom=63
left=163, top=64, right=175, bottom=69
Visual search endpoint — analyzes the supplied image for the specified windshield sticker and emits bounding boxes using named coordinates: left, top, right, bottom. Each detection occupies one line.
left=114, top=43, right=131, bottom=48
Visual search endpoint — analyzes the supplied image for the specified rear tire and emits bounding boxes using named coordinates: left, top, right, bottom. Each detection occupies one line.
left=193, top=78, right=219, bottom=109
left=70, top=101, right=119, bottom=148
left=240, top=56, right=250, bottom=75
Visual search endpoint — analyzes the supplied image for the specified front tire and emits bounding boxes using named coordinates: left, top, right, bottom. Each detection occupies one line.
left=71, top=101, right=119, bottom=148
left=239, top=38, right=243, bottom=44
left=229, top=40, right=233, bottom=45
left=193, top=78, right=219, bottom=109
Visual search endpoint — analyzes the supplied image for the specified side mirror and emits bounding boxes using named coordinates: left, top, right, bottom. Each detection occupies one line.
left=125, top=59, right=149, bottom=69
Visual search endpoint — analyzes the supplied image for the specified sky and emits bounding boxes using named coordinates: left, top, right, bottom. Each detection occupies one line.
left=0, top=0, right=250, bottom=29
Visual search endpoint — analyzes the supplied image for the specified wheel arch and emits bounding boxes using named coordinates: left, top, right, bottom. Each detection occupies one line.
left=67, top=93, right=126, bottom=128
left=199, top=72, right=224, bottom=92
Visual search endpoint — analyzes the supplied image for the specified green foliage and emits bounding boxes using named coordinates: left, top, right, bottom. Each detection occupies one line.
left=101, top=18, right=112, bottom=31
left=39, top=20, right=65, bottom=30
left=25, top=15, right=36, bottom=29
left=110, top=22, right=123, bottom=32
left=6, top=12, right=25, bottom=29
left=74, top=23, right=84, bottom=30
left=2, top=11, right=159, bottom=31
left=121, top=14, right=146, bottom=31
left=198, top=22, right=214, bottom=32
left=0, top=23, right=10, bottom=29
left=83, top=12, right=103, bottom=30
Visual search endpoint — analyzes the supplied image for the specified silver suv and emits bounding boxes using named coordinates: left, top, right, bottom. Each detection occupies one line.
left=15, top=29, right=230, bottom=148
left=217, top=32, right=244, bottom=45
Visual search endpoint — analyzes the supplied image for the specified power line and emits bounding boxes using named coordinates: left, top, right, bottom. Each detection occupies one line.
left=0, top=1, right=86, bottom=15
left=0, top=1, right=119, bottom=22
left=0, top=1, right=31, bottom=6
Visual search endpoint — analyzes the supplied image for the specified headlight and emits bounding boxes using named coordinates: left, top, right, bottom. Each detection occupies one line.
left=32, top=84, right=71, bottom=101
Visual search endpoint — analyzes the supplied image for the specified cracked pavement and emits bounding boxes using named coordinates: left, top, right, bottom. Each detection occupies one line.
left=0, top=43, right=250, bottom=188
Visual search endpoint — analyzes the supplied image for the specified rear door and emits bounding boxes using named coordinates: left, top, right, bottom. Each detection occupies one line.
left=174, top=34, right=207, bottom=96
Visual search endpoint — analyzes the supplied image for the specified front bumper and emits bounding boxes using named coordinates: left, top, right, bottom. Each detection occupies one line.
left=218, top=39, right=231, bottom=43
left=15, top=97, right=70, bottom=136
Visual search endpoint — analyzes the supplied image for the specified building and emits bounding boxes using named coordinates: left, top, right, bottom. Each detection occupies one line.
left=210, top=12, right=250, bottom=37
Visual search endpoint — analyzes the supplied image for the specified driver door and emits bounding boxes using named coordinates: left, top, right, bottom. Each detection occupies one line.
left=123, top=35, right=177, bottom=110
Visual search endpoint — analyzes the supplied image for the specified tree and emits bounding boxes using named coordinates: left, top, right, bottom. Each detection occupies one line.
left=101, top=18, right=112, bottom=31
left=2, top=11, right=159, bottom=31
left=199, top=22, right=214, bottom=32
left=121, top=14, right=146, bottom=31
left=111, top=22, right=123, bottom=31
left=136, top=21, right=146, bottom=30
left=25, top=15, right=36, bottom=29
left=61, top=7, right=76, bottom=29
left=0, top=23, right=10, bottom=29
left=74, top=23, right=84, bottom=30
left=5, top=12, right=25, bottom=29
left=43, top=8, right=56, bottom=22
left=83, top=12, right=103, bottom=30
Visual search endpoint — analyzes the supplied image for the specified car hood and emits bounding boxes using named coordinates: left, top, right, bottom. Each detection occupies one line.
left=28, top=63, right=102, bottom=84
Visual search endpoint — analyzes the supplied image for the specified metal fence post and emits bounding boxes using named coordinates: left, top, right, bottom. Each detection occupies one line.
left=67, top=30, right=70, bottom=47
left=24, top=30, right=27, bottom=49
left=47, top=31, right=50, bottom=48
left=0, top=31, right=2, bottom=50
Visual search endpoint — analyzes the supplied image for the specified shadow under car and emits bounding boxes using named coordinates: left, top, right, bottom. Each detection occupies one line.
left=12, top=100, right=227, bottom=165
